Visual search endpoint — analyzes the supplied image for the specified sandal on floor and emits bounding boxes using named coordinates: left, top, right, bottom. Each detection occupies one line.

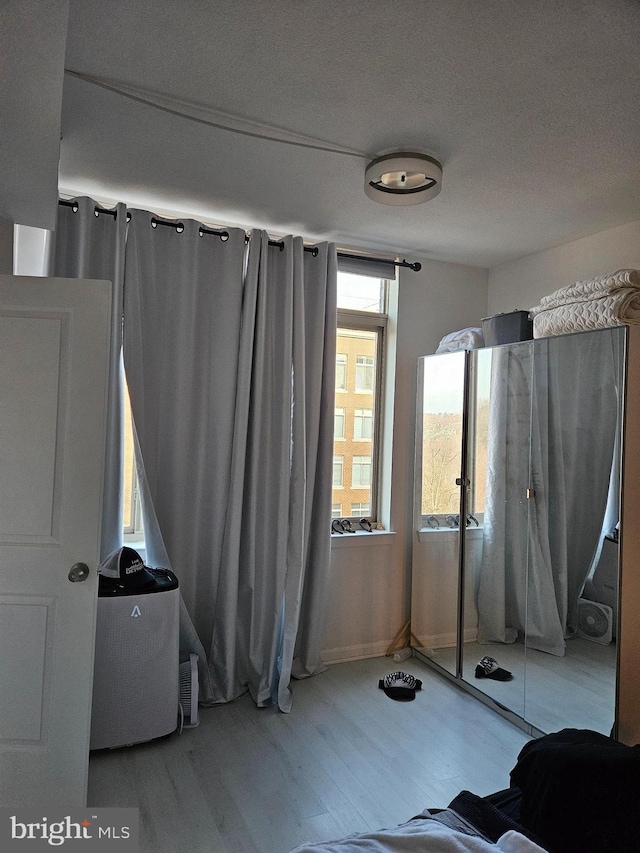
left=475, top=656, right=513, bottom=681
left=378, top=671, right=423, bottom=702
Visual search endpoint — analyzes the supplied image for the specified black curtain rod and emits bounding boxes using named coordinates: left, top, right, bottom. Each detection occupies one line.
left=59, top=199, right=122, bottom=220
left=58, top=199, right=421, bottom=271
left=337, top=251, right=421, bottom=272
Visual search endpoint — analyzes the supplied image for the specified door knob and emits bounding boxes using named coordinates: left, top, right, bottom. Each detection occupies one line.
left=68, top=562, right=90, bottom=583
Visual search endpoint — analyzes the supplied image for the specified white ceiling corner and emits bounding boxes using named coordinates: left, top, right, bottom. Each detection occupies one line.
left=57, top=0, right=640, bottom=268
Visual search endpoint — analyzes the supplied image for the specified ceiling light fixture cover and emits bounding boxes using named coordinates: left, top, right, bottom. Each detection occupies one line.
left=365, top=152, right=442, bottom=205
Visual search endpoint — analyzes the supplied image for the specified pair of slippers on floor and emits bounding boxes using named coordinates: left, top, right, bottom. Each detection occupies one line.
left=379, top=656, right=513, bottom=703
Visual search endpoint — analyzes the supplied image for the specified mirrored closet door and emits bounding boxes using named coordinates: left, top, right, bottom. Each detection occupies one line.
left=411, top=351, right=466, bottom=680
left=412, top=326, right=625, bottom=737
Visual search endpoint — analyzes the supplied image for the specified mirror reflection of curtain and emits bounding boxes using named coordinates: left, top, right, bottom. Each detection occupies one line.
left=590, top=330, right=624, bottom=573
left=478, top=330, right=621, bottom=655
left=477, top=344, right=535, bottom=647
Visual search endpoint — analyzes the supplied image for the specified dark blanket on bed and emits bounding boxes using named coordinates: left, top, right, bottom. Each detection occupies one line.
left=445, top=790, right=532, bottom=844
left=509, top=728, right=640, bottom=853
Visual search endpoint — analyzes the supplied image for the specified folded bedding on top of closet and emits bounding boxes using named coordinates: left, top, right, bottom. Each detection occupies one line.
left=532, top=290, right=640, bottom=338
left=531, top=269, right=640, bottom=315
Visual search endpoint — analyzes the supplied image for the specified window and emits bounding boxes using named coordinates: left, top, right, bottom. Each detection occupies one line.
left=353, top=408, right=373, bottom=440
left=352, top=455, right=372, bottom=487
left=335, top=354, right=347, bottom=391
left=123, top=272, right=389, bottom=539
left=123, top=385, right=143, bottom=540
left=355, top=355, right=375, bottom=393
left=333, top=455, right=344, bottom=488
left=332, top=269, right=388, bottom=522
left=336, top=272, right=385, bottom=312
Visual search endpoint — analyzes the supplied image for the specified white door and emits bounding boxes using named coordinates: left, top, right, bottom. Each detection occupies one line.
left=0, top=275, right=112, bottom=808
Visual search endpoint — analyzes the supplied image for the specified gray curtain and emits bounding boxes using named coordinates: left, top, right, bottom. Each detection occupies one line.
left=124, top=216, right=336, bottom=711
left=211, top=232, right=337, bottom=711
left=478, top=329, right=620, bottom=655
left=49, top=196, right=126, bottom=561
left=123, top=210, right=246, bottom=703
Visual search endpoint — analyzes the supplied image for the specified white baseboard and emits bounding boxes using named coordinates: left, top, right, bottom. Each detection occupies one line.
left=321, top=640, right=391, bottom=665
left=321, top=628, right=479, bottom=666
left=414, top=628, right=478, bottom=651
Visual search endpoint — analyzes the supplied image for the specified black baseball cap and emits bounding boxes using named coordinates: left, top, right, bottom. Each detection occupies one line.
left=99, top=546, right=157, bottom=589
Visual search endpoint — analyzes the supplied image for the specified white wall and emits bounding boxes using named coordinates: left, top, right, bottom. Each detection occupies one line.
left=412, top=529, right=483, bottom=653
left=322, top=216, right=640, bottom=664
left=488, top=219, right=640, bottom=315
left=0, top=0, right=68, bottom=230
left=322, top=257, right=488, bottom=662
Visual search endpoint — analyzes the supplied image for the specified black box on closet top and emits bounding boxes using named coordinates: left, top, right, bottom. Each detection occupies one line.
left=481, top=310, right=533, bottom=346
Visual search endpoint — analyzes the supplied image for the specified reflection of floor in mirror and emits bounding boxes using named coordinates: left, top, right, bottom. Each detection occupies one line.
left=426, top=637, right=616, bottom=735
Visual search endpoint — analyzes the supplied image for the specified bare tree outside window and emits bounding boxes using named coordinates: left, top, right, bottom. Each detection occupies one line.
left=421, top=414, right=462, bottom=515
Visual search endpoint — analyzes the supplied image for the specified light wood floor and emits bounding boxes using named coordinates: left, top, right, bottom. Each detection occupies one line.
left=431, top=636, right=616, bottom=735
left=88, top=656, right=530, bottom=853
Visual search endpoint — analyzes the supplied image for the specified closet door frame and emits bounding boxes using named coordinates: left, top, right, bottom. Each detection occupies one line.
left=617, top=323, right=640, bottom=744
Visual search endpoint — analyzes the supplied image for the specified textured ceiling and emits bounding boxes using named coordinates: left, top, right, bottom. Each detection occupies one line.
left=59, top=0, right=640, bottom=268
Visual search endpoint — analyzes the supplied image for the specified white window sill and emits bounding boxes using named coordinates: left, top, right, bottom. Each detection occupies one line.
left=417, top=526, right=483, bottom=543
left=331, top=530, right=395, bottom=548
left=122, top=537, right=147, bottom=560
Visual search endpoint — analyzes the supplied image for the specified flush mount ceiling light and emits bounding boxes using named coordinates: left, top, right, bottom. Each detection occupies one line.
left=364, top=152, right=442, bottom=205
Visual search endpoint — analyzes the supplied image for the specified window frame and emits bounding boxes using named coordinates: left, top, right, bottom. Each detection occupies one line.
left=353, top=407, right=373, bottom=440
left=355, top=354, right=376, bottom=393
left=351, top=454, right=372, bottom=488
left=335, top=353, right=347, bottom=392
left=123, top=460, right=143, bottom=537
left=333, top=454, right=344, bottom=488
left=336, top=299, right=387, bottom=523
left=122, top=385, right=144, bottom=541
